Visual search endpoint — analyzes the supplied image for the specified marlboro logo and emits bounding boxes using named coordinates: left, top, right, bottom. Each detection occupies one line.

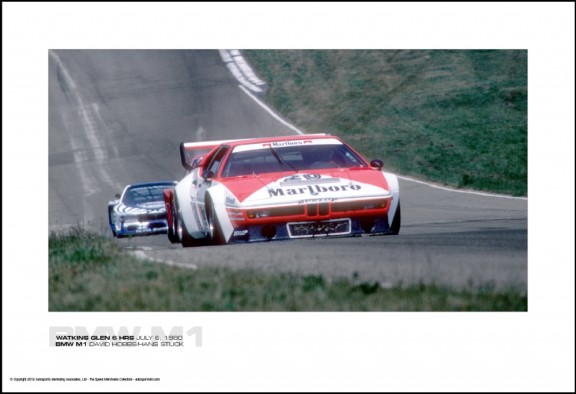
left=269, top=184, right=361, bottom=197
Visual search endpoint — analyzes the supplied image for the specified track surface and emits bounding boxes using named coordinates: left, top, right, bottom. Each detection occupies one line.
left=49, top=50, right=527, bottom=291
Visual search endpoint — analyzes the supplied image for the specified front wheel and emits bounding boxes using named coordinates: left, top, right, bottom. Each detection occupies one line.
left=167, top=203, right=180, bottom=244
left=175, top=200, right=203, bottom=247
left=206, top=196, right=226, bottom=245
left=389, top=201, right=401, bottom=235
left=108, top=206, right=117, bottom=237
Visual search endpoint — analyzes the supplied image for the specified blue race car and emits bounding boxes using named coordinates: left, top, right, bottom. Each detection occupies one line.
left=108, top=181, right=177, bottom=238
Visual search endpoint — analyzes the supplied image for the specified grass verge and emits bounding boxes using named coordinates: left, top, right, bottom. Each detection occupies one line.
left=50, top=229, right=527, bottom=311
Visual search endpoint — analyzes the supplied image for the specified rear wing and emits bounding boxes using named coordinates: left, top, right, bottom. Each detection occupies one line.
left=179, top=139, right=246, bottom=170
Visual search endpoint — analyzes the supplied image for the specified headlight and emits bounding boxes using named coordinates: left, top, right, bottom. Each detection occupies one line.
left=122, top=215, right=139, bottom=224
left=246, top=210, right=271, bottom=219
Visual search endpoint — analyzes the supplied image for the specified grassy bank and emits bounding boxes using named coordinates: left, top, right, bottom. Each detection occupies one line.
left=244, top=50, right=527, bottom=196
left=49, top=229, right=527, bottom=311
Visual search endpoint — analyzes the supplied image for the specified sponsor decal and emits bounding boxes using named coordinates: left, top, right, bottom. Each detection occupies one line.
left=298, top=198, right=337, bottom=204
left=263, top=140, right=313, bottom=148
left=225, top=196, right=238, bottom=206
left=269, top=184, right=361, bottom=197
left=233, top=138, right=342, bottom=153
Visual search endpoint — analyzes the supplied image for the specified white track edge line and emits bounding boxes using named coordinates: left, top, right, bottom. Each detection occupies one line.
left=238, top=84, right=305, bottom=135
left=398, top=175, right=527, bottom=200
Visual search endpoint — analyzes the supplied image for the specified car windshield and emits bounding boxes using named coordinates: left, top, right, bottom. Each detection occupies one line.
left=123, top=184, right=170, bottom=204
left=221, top=142, right=367, bottom=177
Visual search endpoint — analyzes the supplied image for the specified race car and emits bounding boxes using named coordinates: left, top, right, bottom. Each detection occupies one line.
left=163, top=134, right=400, bottom=247
left=108, top=181, right=177, bottom=238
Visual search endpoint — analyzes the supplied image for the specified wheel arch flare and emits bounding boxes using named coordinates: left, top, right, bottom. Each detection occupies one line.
left=206, top=183, right=236, bottom=243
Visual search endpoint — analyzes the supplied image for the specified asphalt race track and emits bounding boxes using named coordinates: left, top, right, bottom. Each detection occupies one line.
left=49, top=50, right=527, bottom=291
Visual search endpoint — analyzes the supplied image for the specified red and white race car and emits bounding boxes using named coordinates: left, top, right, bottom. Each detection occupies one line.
left=163, top=134, right=400, bottom=247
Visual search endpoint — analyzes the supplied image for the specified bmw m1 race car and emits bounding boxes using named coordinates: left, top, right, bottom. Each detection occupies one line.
left=163, top=134, right=400, bottom=247
left=108, top=181, right=177, bottom=238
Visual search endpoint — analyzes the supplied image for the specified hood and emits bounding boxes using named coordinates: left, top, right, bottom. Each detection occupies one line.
left=221, top=168, right=390, bottom=207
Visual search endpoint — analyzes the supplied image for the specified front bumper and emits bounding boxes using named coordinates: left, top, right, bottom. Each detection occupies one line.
left=114, top=219, right=169, bottom=237
left=228, top=215, right=392, bottom=244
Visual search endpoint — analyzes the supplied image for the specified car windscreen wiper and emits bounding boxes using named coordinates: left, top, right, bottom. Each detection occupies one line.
left=268, top=146, right=298, bottom=172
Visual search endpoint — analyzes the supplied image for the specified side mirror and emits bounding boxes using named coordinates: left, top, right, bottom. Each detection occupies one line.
left=370, top=159, right=383, bottom=170
left=115, top=193, right=121, bottom=199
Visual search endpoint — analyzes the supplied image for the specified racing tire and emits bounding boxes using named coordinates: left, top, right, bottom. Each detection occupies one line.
left=167, top=227, right=178, bottom=243
left=178, top=215, right=201, bottom=247
left=108, top=206, right=117, bottom=237
left=390, top=201, right=401, bottom=235
left=175, top=200, right=203, bottom=248
left=167, top=204, right=180, bottom=244
left=206, top=196, right=226, bottom=245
